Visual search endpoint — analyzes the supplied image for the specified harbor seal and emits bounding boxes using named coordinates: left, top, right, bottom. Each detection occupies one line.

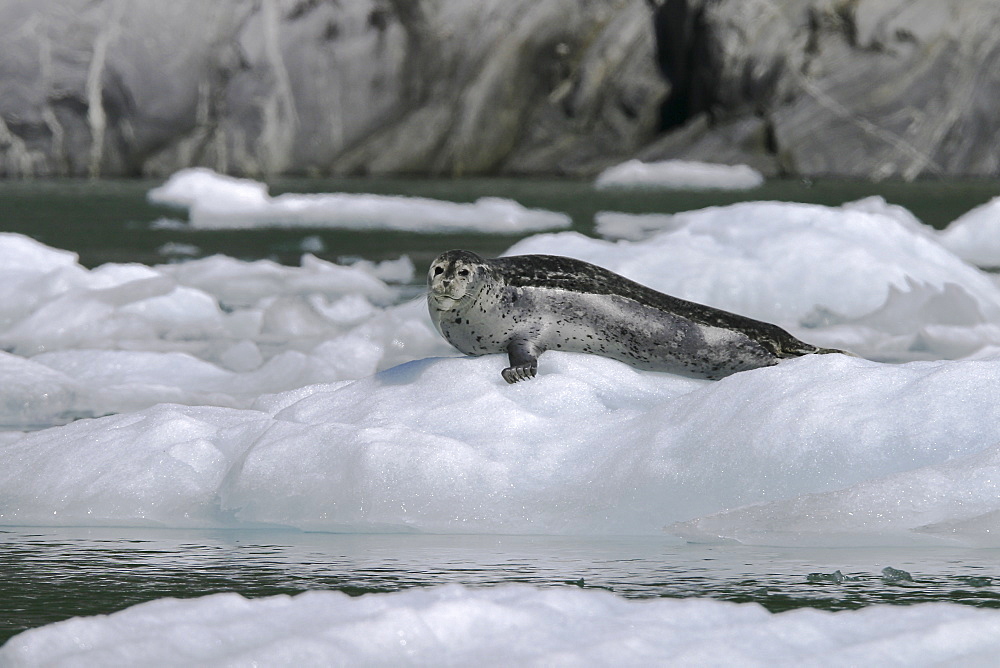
left=427, top=250, right=846, bottom=383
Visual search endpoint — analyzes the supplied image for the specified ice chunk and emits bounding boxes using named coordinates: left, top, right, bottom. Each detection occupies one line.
left=842, top=196, right=935, bottom=239
left=148, top=167, right=269, bottom=210
left=299, top=235, right=325, bottom=253
left=669, top=436, right=1000, bottom=547
left=0, top=232, right=80, bottom=272
left=806, top=570, right=860, bottom=584
left=939, top=196, right=1000, bottom=267
left=595, top=159, right=764, bottom=190
left=513, top=201, right=1000, bottom=360
left=0, top=233, right=451, bottom=420
left=4, top=585, right=1000, bottom=666
left=801, top=278, right=1000, bottom=362
left=881, top=567, right=914, bottom=583
left=4, top=352, right=1000, bottom=543
left=0, top=352, right=84, bottom=429
left=148, top=168, right=571, bottom=233
left=594, top=211, right=681, bottom=241
left=157, top=241, right=201, bottom=258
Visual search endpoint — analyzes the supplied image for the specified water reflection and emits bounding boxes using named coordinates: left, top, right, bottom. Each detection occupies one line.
left=2, top=528, right=999, bottom=644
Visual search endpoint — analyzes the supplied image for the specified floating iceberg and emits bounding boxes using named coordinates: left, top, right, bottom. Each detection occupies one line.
left=533, top=200, right=1000, bottom=361
left=3, top=197, right=1000, bottom=543
left=4, top=584, right=1000, bottom=667
left=3, top=352, right=1000, bottom=545
left=0, top=233, right=451, bottom=425
left=938, top=195, right=1000, bottom=267
left=594, top=159, right=764, bottom=190
left=148, top=168, right=571, bottom=233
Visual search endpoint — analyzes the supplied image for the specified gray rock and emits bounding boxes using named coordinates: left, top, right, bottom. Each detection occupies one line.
left=647, top=0, right=1000, bottom=180
left=0, top=0, right=665, bottom=178
left=1, top=0, right=998, bottom=179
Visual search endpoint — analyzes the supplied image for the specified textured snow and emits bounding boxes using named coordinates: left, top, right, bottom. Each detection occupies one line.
left=3, top=352, right=1000, bottom=544
left=579, top=200, right=1000, bottom=361
left=3, top=197, right=1000, bottom=543
left=0, top=234, right=451, bottom=425
left=594, top=159, right=764, bottom=190
left=6, top=193, right=1000, bottom=663
left=148, top=168, right=571, bottom=233
left=4, top=585, right=1000, bottom=667
left=938, top=195, right=1000, bottom=267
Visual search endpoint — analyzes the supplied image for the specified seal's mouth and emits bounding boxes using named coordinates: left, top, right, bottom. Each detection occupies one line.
left=429, top=294, right=464, bottom=311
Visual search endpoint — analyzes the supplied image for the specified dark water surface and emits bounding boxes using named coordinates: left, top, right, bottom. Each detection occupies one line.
left=0, top=176, right=995, bottom=270
left=2, top=528, right=999, bottom=645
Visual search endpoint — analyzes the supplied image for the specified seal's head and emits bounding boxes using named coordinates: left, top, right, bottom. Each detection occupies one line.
left=427, top=250, right=489, bottom=312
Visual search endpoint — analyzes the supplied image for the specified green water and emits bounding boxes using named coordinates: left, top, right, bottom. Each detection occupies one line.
left=2, top=528, right=999, bottom=645
left=0, top=177, right=995, bottom=269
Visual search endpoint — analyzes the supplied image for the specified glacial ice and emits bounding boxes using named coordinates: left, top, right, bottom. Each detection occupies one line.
left=536, top=200, right=1000, bottom=361
left=148, top=168, right=572, bottom=233
left=3, top=352, right=1000, bottom=544
left=4, top=585, right=1000, bottom=667
left=7, top=189, right=1000, bottom=662
left=0, top=236, right=452, bottom=424
left=594, top=159, right=765, bottom=190
left=3, top=193, right=1000, bottom=544
left=939, top=195, right=1000, bottom=267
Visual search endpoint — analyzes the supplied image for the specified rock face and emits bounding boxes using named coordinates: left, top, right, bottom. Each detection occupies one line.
left=0, top=0, right=664, bottom=178
left=646, top=0, right=1000, bottom=179
left=0, top=0, right=998, bottom=179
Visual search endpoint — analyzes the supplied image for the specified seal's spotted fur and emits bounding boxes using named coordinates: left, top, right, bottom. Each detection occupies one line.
left=427, top=250, right=843, bottom=383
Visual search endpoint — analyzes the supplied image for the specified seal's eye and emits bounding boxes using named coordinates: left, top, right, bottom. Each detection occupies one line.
left=458, top=269, right=470, bottom=277
left=433, top=266, right=444, bottom=276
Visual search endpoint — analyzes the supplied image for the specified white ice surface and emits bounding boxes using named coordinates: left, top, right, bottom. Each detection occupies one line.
left=3, top=352, right=1000, bottom=545
left=4, top=584, right=1000, bottom=668
left=3, top=197, right=1000, bottom=543
left=0, top=234, right=452, bottom=425
left=7, top=195, right=1000, bottom=662
left=580, top=200, right=1000, bottom=361
left=148, top=168, right=571, bottom=233
left=594, top=159, right=764, bottom=190
left=938, top=195, right=1000, bottom=267
left=8, top=195, right=998, bottom=427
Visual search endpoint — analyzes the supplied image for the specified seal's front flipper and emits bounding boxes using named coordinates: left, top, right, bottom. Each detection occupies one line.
left=502, top=339, right=541, bottom=383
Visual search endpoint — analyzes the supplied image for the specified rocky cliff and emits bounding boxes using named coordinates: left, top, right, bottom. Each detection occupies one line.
left=646, top=0, right=1000, bottom=180
left=1, top=0, right=997, bottom=179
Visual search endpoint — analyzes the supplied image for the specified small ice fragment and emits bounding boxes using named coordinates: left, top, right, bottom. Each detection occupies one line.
left=881, top=566, right=914, bottom=583
left=158, top=242, right=201, bottom=258
left=965, top=576, right=993, bottom=588
left=806, top=570, right=859, bottom=584
left=594, top=159, right=764, bottom=190
left=300, top=236, right=325, bottom=253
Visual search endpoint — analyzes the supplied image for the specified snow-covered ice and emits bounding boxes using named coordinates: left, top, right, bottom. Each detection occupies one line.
left=599, top=193, right=1000, bottom=270
left=4, top=584, right=1000, bottom=667
left=0, top=233, right=452, bottom=424
left=3, top=352, right=1000, bottom=544
left=7, top=189, right=1000, bottom=662
left=594, top=159, right=765, bottom=190
left=148, top=168, right=571, bottom=233
left=939, top=195, right=1000, bottom=267
left=563, top=200, right=1000, bottom=361
left=4, top=194, right=1000, bottom=542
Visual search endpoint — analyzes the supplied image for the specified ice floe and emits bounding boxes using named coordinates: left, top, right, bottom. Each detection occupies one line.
left=4, top=584, right=1000, bottom=667
left=0, top=233, right=451, bottom=425
left=938, top=195, right=1000, bottom=267
left=3, top=194, right=1000, bottom=545
left=3, top=352, right=1000, bottom=545
left=550, top=200, right=1000, bottom=361
left=148, top=168, right=571, bottom=233
left=594, top=159, right=764, bottom=190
